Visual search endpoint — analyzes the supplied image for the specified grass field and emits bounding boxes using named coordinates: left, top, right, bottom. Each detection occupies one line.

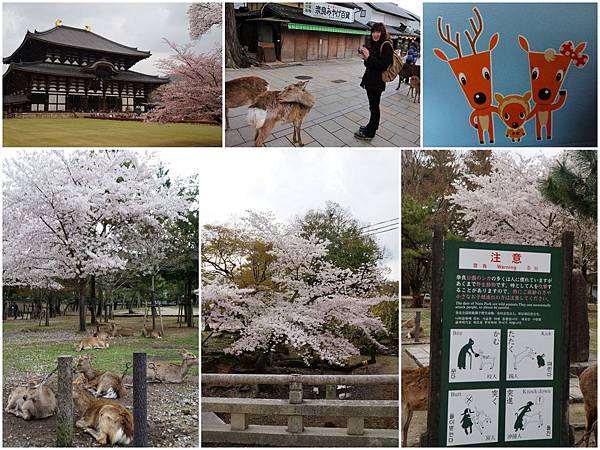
left=3, top=315, right=198, bottom=377
left=3, top=118, right=222, bottom=147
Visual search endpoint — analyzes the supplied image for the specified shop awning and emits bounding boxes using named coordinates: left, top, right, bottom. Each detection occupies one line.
left=287, top=22, right=370, bottom=35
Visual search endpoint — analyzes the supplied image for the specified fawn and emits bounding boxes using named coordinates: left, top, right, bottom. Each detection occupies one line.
left=495, top=91, right=532, bottom=142
left=434, top=7, right=499, bottom=144
left=247, top=80, right=315, bottom=147
left=75, top=336, right=109, bottom=352
left=408, top=76, right=420, bottom=103
left=225, top=76, right=269, bottom=130
left=518, top=36, right=589, bottom=140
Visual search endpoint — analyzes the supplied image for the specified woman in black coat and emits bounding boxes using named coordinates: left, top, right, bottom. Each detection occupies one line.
left=355, top=22, right=393, bottom=140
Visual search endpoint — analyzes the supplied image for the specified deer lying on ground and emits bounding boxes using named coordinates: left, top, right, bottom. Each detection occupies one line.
left=402, top=365, right=429, bottom=447
left=225, top=76, right=269, bottom=130
left=577, top=363, right=597, bottom=447
left=75, top=336, right=109, bottom=352
left=142, top=325, right=162, bottom=339
left=5, top=380, right=57, bottom=420
left=74, top=355, right=129, bottom=399
left=93, top=324, right=112, bottom=340
left=108, top=323, right=134, bottom=337
left=72, top=376, right=133, bottom=446
left=146, top=350, right=198, bottom=383
left=247, top=80, right=315, bottom=147
left=402, top=318, right=424, bottom=339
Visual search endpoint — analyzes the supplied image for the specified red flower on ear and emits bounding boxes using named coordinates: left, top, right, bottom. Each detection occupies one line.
left=560, top=41, right=589, bottom=68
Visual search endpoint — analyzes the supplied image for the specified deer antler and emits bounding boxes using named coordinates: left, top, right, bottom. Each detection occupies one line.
left=464, top=7, right=484, bottom=54
left=437, top=16, right=462, bottom=58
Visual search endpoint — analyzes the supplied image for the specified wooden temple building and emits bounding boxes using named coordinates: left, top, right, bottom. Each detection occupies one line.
left=3, top=22, right=168, bottom=113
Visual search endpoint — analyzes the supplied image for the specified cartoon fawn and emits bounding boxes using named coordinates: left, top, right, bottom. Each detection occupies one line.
left=247, top=80, right=315, bottom=147
left=518, top=36, right=589, bottom=140
left=495, top=91, right=532, bottom=142
left=434, top=7, right=499, bottom=144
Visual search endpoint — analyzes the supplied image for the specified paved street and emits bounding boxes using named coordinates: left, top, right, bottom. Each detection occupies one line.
left=226, top=58, right=420, bottom=147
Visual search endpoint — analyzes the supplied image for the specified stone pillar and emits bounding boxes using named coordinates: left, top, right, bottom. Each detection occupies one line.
left=570, top=270, right=590, bottom=362
left=288, top=376, right=303, bottom=433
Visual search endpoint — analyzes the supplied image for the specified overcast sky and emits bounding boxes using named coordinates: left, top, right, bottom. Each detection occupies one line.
left=3, top=2, right=221, bottom=75
left=194, top=149, right=400, bottom=281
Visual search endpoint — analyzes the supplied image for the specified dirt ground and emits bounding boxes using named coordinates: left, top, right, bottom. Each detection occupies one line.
left=3, top=316, right=198, bottom=447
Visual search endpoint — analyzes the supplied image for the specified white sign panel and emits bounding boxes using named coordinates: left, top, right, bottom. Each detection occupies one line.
left=447, top=389, right=499, bottom=446
left=449, top=329, right=501, bottom=383
left=505, top=387, right=553, bottom=442
left=302, top=3, right=355, bottom=23
left=506, top=329, right=555, bottom=381
left=458, top=248, right=551, bottom=273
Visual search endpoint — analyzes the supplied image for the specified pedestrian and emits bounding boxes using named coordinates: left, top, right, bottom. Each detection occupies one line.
left=406, top=37, right=420, bottom=65
left=355, top=22, right=393, bottom=140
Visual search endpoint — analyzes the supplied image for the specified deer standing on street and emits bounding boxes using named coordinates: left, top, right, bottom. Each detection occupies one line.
left=146, top=350, right=198, bottom=383
left=247, top=80, right=315, bottom=147
left=518, top=36, right=588, bottom=140
left=225, top=76, right=269, bottom=130
left=434, top=7, right=499, bottom=144
left=402, top=365, right=429, bottom=447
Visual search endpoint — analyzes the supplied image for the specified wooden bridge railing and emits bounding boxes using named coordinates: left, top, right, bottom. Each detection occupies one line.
left=201, top=373, right=399, bottom=447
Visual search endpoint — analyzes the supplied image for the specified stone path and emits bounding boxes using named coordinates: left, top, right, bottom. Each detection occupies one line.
left=225, top=58, right=420, bottom=147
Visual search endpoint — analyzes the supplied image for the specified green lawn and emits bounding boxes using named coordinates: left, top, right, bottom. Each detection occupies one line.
left=3, top=118, right=222, bottom=147
left=3, top=316, right=198, bottom=377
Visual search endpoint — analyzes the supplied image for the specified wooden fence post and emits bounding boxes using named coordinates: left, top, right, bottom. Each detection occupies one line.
left=56, top=356, right=73, bottom=447
left=414, top=311, right=421, bottom=343
left=426, top=225, right=444, bottom=446
left=560, top=231, right=574, bottom=446
left=133, top=352, right=148, bottom=447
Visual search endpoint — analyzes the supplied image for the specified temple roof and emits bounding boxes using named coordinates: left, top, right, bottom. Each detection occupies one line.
left=3, top=61, right=168, bottom=84
left=4, top=25, right=151, bottom=63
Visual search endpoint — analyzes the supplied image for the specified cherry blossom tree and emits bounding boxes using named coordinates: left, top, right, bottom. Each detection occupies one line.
left=3, top=150, right=189, bottom=331
left=202, top=212, right=391, bottom=366
left=448, top=153, right=597, bottom=270
left=147, top=3, right=222, bottom=123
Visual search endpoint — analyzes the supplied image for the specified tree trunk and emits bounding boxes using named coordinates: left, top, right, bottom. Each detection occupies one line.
left=45, top=292, right=50, bottom=327
left=186, top=276, right=194, bottom=328
left=89, top=275, right=97, bottom=325
left=78, top=278, right=86, bottom=332
left=96, top=286, right=103, bottom=318
left=151, top=274, right=157, bottom=330
left=225, top=3, right=257, bottom=68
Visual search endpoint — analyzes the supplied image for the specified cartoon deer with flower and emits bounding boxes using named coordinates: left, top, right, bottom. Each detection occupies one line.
left=519, top=36, right=589, bottom=140
left=434, top=7, right=500, bottom=145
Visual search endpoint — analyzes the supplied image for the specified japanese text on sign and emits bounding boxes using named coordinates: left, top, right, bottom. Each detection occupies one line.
left=459, top=249, right=551, bottom=273
left=302, top=2, right=355, bottom=23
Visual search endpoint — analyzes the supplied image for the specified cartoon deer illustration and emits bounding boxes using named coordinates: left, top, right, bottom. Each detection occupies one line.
left=433, top=7, right=499, bottom=144
left=519, top=36, right=589, bottom=140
